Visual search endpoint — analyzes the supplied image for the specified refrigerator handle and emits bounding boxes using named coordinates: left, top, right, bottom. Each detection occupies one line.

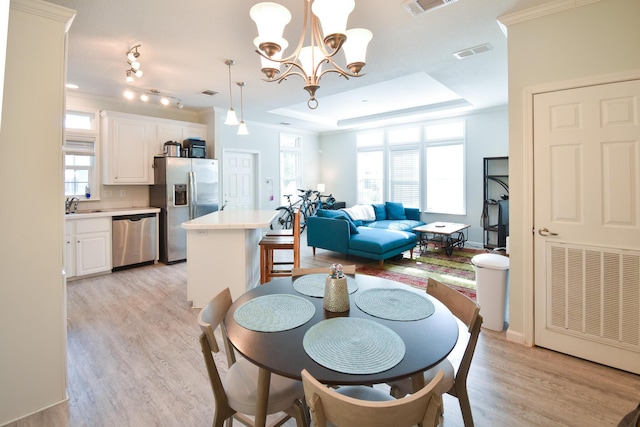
left=188, top=171, right=197, bottom=219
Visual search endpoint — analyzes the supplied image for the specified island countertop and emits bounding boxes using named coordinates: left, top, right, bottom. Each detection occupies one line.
left=181, top=210, right=277, bottom=230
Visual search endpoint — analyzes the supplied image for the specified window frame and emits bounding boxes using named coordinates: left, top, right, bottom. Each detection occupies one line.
left=354, top=119, right=466, bottom=214
left=64, top=108, right=100, bottom=201
left=279, top=133, right=303, bottom=205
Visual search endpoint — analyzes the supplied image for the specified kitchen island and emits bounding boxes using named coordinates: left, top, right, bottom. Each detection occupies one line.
left=181, top=210, right=277, bottom=308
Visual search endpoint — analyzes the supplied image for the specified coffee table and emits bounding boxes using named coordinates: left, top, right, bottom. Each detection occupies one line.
left=413, top=222, right=470, bottom=256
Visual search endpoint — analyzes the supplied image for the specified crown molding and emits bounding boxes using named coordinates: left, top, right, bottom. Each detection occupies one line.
left=498, top=0, right=600, bottom=27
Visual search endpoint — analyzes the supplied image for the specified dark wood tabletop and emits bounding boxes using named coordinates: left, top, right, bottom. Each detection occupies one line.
left=224, top=273, right=459, bottom=385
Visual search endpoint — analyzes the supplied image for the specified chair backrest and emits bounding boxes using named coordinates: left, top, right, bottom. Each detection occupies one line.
left=426, top=278, right=482, bottom=388
left=197, top=287, right=236, bottom=367
left=199, top=332, right=233, bottom=418
left=292, top=264, right=356, bottom=277
left=302, top=369, right=444, bottom=427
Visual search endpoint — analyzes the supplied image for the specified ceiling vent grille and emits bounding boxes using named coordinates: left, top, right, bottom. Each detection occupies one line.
left=453, top=43, right=493, bottom=59
left=403, top=0, right=458, bottom=16
left=201, top=89, right=218, bottom=96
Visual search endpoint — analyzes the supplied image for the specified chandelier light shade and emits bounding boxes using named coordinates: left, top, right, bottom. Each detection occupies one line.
left=250, top=0, right=372, bottom=109
left=224, top=59, right=239, bottom=125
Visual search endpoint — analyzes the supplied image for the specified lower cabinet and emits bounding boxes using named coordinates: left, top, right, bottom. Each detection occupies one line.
left=66, top=217, right=112, bottom=279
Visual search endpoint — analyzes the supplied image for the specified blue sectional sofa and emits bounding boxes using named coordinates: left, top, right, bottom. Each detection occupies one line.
left=306, top=202, right=426, bottom=266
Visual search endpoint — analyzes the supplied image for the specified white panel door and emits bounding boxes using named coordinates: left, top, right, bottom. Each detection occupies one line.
left=533, top=79, right=640, bottom=374
left=223, top=151, right=257, bottom=211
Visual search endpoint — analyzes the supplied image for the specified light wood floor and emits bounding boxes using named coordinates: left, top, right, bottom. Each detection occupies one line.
left=9, top=239, right=640, bottom=427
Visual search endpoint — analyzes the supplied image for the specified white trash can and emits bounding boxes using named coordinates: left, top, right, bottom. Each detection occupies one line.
left=472, top=253, right=510, bottom=331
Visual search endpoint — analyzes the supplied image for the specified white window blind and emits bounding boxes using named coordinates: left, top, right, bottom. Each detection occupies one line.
left=389, top=148, right=420, bottom=208
left=357, top=150, right=383, bottom=204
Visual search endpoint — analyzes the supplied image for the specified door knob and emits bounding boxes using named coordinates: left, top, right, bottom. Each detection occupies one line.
left=538, top=227, right=558, bottom=236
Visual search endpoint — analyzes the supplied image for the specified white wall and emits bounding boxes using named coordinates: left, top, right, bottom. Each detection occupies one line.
left=318, top=107, right=509, bottom=246
left=505, top=0, right=640, bottom=340
left=214, top=111, right=321, bottom=210
left=0, top=1, right=75, bottom=424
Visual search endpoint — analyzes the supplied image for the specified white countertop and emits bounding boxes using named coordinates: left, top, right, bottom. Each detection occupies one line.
left=65, top=207, right=160, bottom=220
left=181, top=210, right=277, bottom=230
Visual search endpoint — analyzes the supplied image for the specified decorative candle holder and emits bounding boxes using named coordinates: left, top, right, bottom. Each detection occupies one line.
left=323, top=263, right=350, bottom=312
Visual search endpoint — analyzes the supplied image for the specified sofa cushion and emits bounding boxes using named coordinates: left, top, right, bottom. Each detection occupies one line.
left=372, top=204, right=387, bottom=221
left=385, top=202, right=407, bottom=220
left=365, top=219, right=424, bottom=233
left=316, top=209, right=359, bottom=234
left=349, top=228, right=417, bottom=255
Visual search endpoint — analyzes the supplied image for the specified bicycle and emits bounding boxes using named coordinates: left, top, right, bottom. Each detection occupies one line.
left=270, top=193, right=302, bottom=230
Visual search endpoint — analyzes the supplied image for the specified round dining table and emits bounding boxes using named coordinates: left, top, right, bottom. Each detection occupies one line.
left=224, top=273, right=459, bottom=427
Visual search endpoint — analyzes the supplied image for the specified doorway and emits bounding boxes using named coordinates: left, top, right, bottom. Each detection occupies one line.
left=532, top=78, right=640, bottom=374
left=222, top=149, right=259, bottom=211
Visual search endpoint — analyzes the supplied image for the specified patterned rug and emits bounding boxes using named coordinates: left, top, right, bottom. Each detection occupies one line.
left=356, top=247, right=488, bottom=301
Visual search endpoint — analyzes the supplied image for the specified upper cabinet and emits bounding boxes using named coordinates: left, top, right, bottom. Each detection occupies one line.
left=101, top=111, right=207, bottom=185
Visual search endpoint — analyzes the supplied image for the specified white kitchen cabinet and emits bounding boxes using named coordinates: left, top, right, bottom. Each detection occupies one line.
left=101, top=111, right=153, bottom=184
left=183, top=126, right=206, bottom=141
left=65, top=222, right=75, bottom=278
left=102, top=110, right=207, bottom=185
left=66, top=217, right=111, bottom=279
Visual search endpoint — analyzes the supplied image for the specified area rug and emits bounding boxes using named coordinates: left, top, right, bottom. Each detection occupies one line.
left=356, top=247, right=488, bottom=301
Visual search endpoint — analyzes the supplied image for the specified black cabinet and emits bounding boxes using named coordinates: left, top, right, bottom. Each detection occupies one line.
left=482, top=157, right=509, bottom=249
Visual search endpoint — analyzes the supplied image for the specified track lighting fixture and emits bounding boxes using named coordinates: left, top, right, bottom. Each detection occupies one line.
left=224, top=59, right=239, bottom=125
left=127, top=45, right=140, bottom=62
left=125, top=45, right=143, bottom=82
left=236, top=82, right=249, bottom=135
left=122, top=88, right=183, bottom=108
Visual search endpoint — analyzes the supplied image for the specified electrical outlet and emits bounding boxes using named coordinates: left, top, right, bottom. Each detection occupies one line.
left=119, top=190, right=126, bottom=198
left=105, top=190, right=113, bottom=198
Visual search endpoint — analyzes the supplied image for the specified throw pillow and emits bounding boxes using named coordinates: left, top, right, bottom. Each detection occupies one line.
left=372, top=203, right=387, bottom=221
left=316, top=209, right=342, bottom=219
left=385, top=202, right=407, bottom=220
left=316, top=209, right=359, bottom=234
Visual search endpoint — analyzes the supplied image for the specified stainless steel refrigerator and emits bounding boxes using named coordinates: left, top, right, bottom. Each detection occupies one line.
left=149, top=157, right=219, bottom=263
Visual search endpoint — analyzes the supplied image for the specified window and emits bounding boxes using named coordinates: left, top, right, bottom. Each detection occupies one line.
left=280, top=133, right=302, bottom=204
left=64, top=109, right=100, bottom=200
left=356, top=132, right=383, bottom=204
left=355, top=119, right=465, bottom=214
left=64, top=137, right=96, bottom=199
left=388, top=126, right=420, bottom=208
left=425, top=121, right=465, bottom=214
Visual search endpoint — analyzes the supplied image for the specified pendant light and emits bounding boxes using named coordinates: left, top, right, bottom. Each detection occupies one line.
left=224, top=60, right=239, bottom=125
left=236, top=82, right=249, bottom=135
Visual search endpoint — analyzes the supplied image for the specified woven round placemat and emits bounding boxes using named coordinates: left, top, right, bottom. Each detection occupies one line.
left=355, top=288, right=435, bottom=321
left=234, top=294, right=315, bottom=332
left=303, top=317, right=405, bottom=374
left=293, top=274, right=358, bottom=298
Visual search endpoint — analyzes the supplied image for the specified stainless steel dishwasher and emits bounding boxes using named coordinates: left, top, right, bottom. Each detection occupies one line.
left=112, top=213, right=157, bottom=270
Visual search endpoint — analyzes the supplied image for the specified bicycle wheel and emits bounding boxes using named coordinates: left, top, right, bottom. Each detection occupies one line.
left=270, top=207, right=293, bottom=230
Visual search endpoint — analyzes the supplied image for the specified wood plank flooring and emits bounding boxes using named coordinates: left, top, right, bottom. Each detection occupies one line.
left=8, top=238, right=640, bottom=427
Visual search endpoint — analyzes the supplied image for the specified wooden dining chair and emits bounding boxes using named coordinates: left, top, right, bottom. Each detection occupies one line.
left=387, top=278, right=483, bottom=427
left=259, top=208, right=301, bottom=284
left=291, top=264, right=357, bottom=277
left=302, top=369, right=444, bottom=427
left=198, top=288, right=309, bottom=427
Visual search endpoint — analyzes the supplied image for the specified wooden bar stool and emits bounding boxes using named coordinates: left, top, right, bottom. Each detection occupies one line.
left=259, top=209, right=300, bottom=284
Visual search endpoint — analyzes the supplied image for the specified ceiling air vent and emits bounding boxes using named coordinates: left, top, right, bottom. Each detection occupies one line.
left=201, top=89, right=218, bottom=96
left=453, top=43, right=493, bottom=59
left=403, top=0, right=458, bottom=16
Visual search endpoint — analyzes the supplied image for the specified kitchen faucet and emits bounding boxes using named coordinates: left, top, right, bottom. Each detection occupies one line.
left=65, top=197, right=79, bottom=214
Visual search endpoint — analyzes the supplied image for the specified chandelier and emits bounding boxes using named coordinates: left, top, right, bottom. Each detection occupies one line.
left=250, top=0, right=372, bottom=109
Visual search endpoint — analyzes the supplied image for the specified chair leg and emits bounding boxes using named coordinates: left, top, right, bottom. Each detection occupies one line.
left=455, top=387, right=475, bottom=427
left=378, top=260, right=384, bottom=268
